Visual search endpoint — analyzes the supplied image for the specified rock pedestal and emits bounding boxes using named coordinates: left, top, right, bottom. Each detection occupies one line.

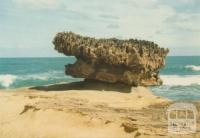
left=53, top=32, right=169, bottom=86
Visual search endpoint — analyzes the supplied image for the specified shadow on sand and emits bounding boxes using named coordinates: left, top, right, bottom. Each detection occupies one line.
left=30, top=80, right=132, bottom=93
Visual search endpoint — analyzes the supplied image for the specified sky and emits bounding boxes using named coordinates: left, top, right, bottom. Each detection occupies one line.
left=0, top=0, right=200, bottom=57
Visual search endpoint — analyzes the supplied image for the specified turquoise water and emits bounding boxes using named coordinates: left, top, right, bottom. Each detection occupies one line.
left=0, top=56, right=200, bottom=100
left=151, top=56, right=200, bottom=100
left=0, top=57, right=81, bottom=89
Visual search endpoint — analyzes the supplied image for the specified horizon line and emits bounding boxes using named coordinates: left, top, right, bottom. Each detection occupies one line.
left=0, top=55, right=200, bottom=58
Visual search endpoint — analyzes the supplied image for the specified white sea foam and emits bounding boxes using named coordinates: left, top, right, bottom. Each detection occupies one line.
left=20, top=74, right=49, bottom=81
left=161, top=75, right=200, bottom=86
left=0, top=70, right=64, bottom=88
left=19, top=70, right=64, bottom=81
left=185, top=65, right=200, bottom=71
left=0, top=74, right=17, bottom=88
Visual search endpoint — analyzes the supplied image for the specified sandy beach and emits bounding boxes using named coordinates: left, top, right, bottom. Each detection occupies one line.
left=1, top=0, right=199, bottom=137
left=0, top=82, right=199, bottom=138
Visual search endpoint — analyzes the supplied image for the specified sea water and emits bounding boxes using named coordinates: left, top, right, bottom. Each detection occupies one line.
left=150, top=56, right=200, bottom=100
left=0, top=57, right=81, bottom=89
left=0, top=56, right=200, bottom=100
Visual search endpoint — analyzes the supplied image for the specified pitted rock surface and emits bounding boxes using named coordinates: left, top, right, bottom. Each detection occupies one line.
left=53, top=32, right=169, bottom=86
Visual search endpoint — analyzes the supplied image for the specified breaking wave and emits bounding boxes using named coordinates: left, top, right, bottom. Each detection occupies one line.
left=0, top=71, right=66, bottom=88
left=161, top=75, right=200, bottom=86
left=19, top=71, right=64, bottom=81
left=185, top=65, right=200, bottom=71
left=0, top=74, right=17, bottom=88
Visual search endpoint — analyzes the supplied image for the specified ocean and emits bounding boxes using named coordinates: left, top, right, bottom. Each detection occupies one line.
left=0, top=56, right=199, bottom=100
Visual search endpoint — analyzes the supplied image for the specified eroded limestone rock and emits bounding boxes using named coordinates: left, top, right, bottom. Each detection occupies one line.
left=53, top=32, right=169, bottom=86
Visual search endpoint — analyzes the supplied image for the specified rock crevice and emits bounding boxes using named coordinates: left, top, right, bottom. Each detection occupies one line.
left=53, top=32, right=169, bottom=86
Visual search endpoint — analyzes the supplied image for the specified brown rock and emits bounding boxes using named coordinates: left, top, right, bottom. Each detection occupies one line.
left=53, top=32, right=169, bottom=86
left=121, top=122, right=138, bottom=133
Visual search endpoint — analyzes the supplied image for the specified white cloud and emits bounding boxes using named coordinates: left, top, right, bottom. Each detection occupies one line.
left=8, top=0, right=200, bottom=55
left=116, top=4, right=175, bottom=39
left=176, top=0, right=195, bottom=4
left=172, top=13, right=200, bottom=31
left=12, top=0, right=60, bottom=9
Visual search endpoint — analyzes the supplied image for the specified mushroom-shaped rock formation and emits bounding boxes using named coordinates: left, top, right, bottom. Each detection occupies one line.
left=53, top=32, right=169, bottom=86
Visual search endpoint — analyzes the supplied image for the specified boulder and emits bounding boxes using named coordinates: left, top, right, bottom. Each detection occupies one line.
left=53, top=32, right=169, bottom=86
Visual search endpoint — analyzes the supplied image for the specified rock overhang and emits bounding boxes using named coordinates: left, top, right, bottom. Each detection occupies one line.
left=53, top=31, right=169, bottom=86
